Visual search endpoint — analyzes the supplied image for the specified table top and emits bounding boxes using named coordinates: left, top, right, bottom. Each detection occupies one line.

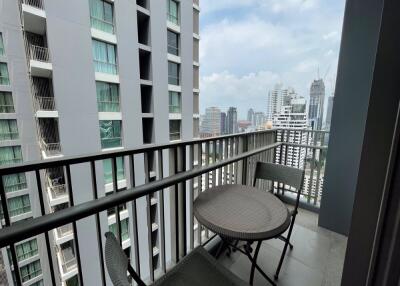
left=193, top=184, right=291, bottom=241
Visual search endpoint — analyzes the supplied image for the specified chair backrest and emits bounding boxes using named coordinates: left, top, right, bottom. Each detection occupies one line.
left=104, top=232, right=146, bottom=286
left=253, top=162, right=304, bottom=193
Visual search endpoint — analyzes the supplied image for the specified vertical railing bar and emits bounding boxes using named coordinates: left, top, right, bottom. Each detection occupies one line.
left=111, top=157, right=121, bottom=244
left=223, top=139, right=228, bottom=184
left=314, top=148, right=322, bottom=205
left=212, top=141, right=216, bottom=187
left=128, top=154, right=141, bottom=277
left=205, top=142, right=210, bottom=190
left=173, top=147, right=180, bottom=262
left=65, top=164, right=84, bottom=286
left=197, top=143, right=202, bottom=246
left=278, top=130, right=284, bottom=193
left=188, top=145, right=194, bottom=251
left=181, top=145, right=187, bottom=257
left=35, top=170, right=56, bottom=286
left=234, top=136, right=239, bottom=185
left=143, top=152, right=154, bottom=282
left=157, top=150, right=166, bottom=273
left=218, top=139, right=223, bottom=185
left=0, top=178, right=22, bottom=286
left=89, top=162, right=106, bottom=286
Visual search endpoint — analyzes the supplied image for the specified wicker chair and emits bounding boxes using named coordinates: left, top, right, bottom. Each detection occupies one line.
left=104, top=232, right=248, bottom=286
left=253, top=162, right=305, bottom=279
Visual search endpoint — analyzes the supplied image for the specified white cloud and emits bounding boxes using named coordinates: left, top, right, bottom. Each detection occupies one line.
left=293, top=59, right=319, bottom=73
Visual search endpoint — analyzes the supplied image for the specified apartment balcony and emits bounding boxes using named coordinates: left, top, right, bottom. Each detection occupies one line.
left=0, top=128, right=350, bottom=286
left=20, top=0, right=46, bottom=34
left=40, top=140, right=62, bottom=158
left=29, top=44, right=52, bottom=77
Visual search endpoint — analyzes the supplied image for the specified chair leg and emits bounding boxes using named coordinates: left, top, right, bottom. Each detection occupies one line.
left=277, top=235, right=294, bottom=250
left=275, top=215, right=296, bottom=280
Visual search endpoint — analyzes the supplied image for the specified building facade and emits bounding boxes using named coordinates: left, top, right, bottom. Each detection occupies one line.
left=308, top=79, right=325, bottom=130
left=226, top=107, right=238, bottom=134
left=325, top=95, right=334, bottom=130
left=0, top=0, right=199, bottom=285
left=266, top=84, right=296, bottom=121
left=200, top=107, right=221, bottom=137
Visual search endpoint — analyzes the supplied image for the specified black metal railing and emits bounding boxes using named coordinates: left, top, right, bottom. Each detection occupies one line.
left=0, top=129, right=327, bottom=285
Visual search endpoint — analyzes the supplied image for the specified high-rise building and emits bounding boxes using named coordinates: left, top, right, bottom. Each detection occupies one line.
left=0, top=0, right=199, bottom=285
left=247, top=108, right=255, bottom=126
left=325, top=95, right=334, bottom=130
left=200, top=107, right=221, bottom=136
left=226, top=107, right=238, bottom=134
left=273, top=96, right=308, bottom=167
left=254, top=112, right=266, bottom=127
left=308, top=79, right=325, bottom=130
left=266, top=84, right=296, bottom=120
left=220, top=112, right=227, bottom=135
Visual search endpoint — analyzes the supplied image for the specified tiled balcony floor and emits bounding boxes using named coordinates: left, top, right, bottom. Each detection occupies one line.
left=219, top=208, right=347, bottom=286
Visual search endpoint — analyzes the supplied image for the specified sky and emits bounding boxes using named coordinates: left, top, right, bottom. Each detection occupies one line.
left=199, top=0, right=346, bottom=119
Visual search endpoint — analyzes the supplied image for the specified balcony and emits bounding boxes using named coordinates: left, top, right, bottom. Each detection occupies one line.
left=0, top=128, right=348, bottom=286
left=37, top=118, right=62, bottom=158
left=29, top=45, right=52, bottom=77
left=20, top=0, right=46, bottom=35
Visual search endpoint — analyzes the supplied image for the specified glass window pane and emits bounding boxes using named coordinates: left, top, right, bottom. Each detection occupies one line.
left=0, top=92, right=15, bottom=113
left=0, top=63, right=10, bottom=85
left=169, top=120, right=181, bottom=141
left=92, top=40, right=117, bottom=74
left=167, top=30, right=179, bottom=56
left=0, top=146, right=23, bottom=165
left=0, top=33, right=4, bottom=55
left=167, top=0, right=179, bottom=25
left=96, top=81, right=120, bottom=112
left=103, top=156, right=125, bottom=184
left=169, top=91, right=181, bottom=113
left=168, top=62, right=179, bottom=85
left=99, top=120, right=122, bottom=149
left=8, top=194, right=31, bottom=217
left=0, top=119, right=18, bottom=141
left=3, top=173, right=27, bottom=193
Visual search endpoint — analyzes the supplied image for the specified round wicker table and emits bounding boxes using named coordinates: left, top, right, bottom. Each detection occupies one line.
left=194, top=184, right=291, bottom=286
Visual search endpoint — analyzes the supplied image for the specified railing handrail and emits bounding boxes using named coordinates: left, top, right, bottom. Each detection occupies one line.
left=0, top=128, right=327, bottom=175
left=0, top=141, right=281, bottom=247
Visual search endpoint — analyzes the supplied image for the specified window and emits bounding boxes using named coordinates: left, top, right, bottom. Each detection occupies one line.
left=60, top=241, right=77, bottom=272
left=92, top=39, right=117, bottom=74
left=0, top=63, right=10, bottom=85
left=167, top=30, right=179, bottom=56
left=90, top=0, right=114, bottom=34
left=0, top=92, right=15, bottom=113
left=169, top=91, right=181, bottom=113
left=0, top=146, right=23, bottom=165
left=66, top=276, right=79, bottom=286
left=169, top=120, right=181, bottom=141
left=8, top=195, right=31, bottom=217
left=31, top=280, right=44, bottom=286
left=0, top=119, right=18, bottom=141
left=103, top=157, right=125, bottom=184
left=0, top=33, right=4, bottom=55
left=168, top=61, right=180, bottom=85
left=96, top=82, right=120, bottom=112
left=3, top=173, right=27, bottom=193
left=167, top=0, right=179, bottom=25
left=110, top=218, right=129, bottom=241
left=20, top=260, right=42, bottom=282
left=99, top=120, right=122, bottom=149
left=15, top=239, right=38, bottom=261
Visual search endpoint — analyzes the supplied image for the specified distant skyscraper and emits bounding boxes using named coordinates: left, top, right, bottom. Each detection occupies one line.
left=308, top=79, right=325, bottom=130
left=266, top=84, right=296, bottom=120
left=201, top=107, right=221, bottom=136
left=254, top=112, right=266, bottom=127
left=273, top=96, right=308, bottom=167
left=226, top=107, right=238, bottom=134
left=247, top=108, right=255, bottom=125
left=221, top=112, right=227, bottom=135
left=325, top=95, right=334, bottom=129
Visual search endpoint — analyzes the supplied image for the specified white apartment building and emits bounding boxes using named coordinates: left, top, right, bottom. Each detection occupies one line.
left=201, top=107, right=221, bottom=136
left=0, top=0, right=200, bottom=285
left=266, top=84, right=296, bottom=121
left=273, top=97, right=308, bottom=168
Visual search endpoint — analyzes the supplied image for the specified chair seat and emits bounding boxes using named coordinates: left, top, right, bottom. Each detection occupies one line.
left=152, top=247, right=248, bottom=286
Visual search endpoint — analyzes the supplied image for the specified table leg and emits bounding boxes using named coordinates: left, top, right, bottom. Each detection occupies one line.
left=249, top=241, right=262, bottom=285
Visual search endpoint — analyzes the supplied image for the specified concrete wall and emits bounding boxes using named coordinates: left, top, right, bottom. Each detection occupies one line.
left=318, top=0, right=385, bottom=235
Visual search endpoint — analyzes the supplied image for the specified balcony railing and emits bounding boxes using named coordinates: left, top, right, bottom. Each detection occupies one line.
left=0, top=129, right=327, bottom=285
left=40, top=140, right=62, bottom=157
left=57, top=224, right=73, bottom=238
left=21, top=0, right=44, bottom=10
left=29, top=45, right=50, bottom=62
left=34, top=96, right=56, bottom=111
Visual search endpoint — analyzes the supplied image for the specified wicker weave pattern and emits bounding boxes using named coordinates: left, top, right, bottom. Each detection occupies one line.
left=104, top=232, right=131, bottom=286
left=194, top=184, right=291, bottom=240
